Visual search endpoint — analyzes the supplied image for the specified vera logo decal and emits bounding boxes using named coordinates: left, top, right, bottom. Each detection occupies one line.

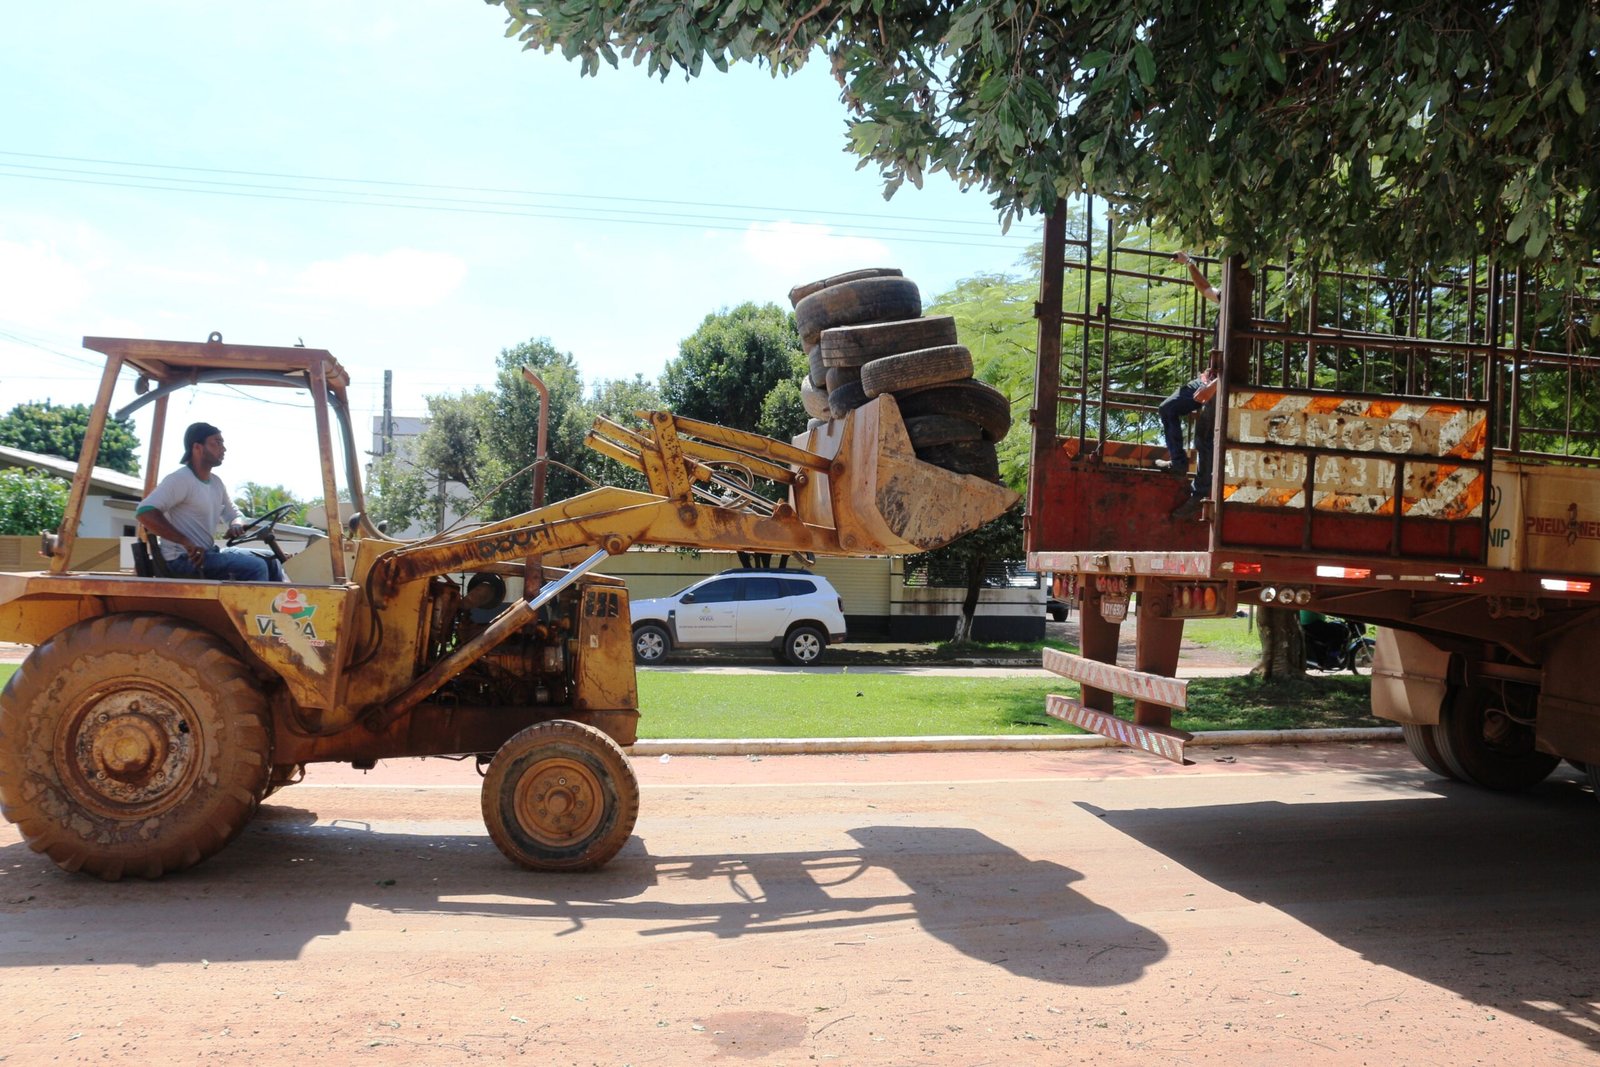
left=272, top=588, right=316, bottom=620
left=253, top=587, right=326, bottom=646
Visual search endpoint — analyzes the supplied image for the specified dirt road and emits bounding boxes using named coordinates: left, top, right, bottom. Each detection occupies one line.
left=3, top=745, right=1596, bottom=1065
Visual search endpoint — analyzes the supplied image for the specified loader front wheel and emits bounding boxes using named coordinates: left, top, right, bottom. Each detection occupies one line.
left=0, top=614, right=272, bottom=880
left=481, top=721, right=639, bottom=871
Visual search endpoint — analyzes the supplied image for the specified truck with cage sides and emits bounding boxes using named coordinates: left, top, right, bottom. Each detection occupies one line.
left=1025, top=200, right=1600, bottom=794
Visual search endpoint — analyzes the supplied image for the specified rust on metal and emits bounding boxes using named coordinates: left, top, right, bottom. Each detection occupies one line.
left=308, top=360, right=347, bottom=582
left=51, top=354, right=124, bottom=574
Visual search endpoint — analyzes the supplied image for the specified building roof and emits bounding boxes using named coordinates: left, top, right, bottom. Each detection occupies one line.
left=0, top=444, right=145, bottom=498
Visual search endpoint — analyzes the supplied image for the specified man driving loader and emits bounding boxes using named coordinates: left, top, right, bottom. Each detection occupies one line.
left=136, top=421, right=286, bottom=581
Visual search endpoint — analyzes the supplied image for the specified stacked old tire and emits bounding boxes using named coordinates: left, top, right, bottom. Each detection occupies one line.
left=789, top=268, right=1010, bottom=484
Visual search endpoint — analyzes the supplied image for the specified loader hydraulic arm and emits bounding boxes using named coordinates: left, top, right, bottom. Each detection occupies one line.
left=368, top=398, right=1015, bottom=603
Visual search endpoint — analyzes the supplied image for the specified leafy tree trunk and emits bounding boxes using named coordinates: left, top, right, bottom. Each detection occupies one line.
left=1255, top=606, right=1306, bottom=680
left=951, top=558, right=985, bottom=644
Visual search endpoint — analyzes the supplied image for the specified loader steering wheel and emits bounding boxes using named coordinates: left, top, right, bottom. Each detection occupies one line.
left=227, top=503, right=296, bottom=548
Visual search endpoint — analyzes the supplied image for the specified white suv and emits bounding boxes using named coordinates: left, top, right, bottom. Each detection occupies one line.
left=631, top=569, right=848, bottom=666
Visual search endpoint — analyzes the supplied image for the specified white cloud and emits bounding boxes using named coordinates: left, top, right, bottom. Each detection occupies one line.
left=738, top=221, right=893, bottom=275
left=0, top=237, right=90, bottom=322
left=288, top=249, right=468, bottom=310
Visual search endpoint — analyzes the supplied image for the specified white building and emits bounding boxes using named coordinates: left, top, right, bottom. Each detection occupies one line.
left=370, top=415, right=475, bottom=539
left=0, top=444, right=144, bottom=539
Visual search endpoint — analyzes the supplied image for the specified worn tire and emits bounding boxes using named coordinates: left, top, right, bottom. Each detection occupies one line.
left=917, top=439, right=1002, bottom=482
left=782, top=625, right=828, bottom=667
left=1401, top=723, right=1457, bottom=780
left=828, top=380, right=871, bottom=419
left=903, top=414, right=985, bottom=449
left=893, top=379, right=1013, bottom=441
left=824, top=365, right=861, bottom=393
left=861, top=345, right=974, bottom=398
left=632, top=623, right=671, bottom=665
left=800, top=377, right=832, bottom=420
left=481, top=720, right=639, bottom=872
left=0, top=614, right=271, bottom=880
left=820, top=315, right=958, bottom=369
left=807, top=344, right=827, bottom=389
left=795, top=277, right=921, bottom=349
left=788, top=267, right=903, bottom=308
left=1434, top=684, right=1559, bottom=790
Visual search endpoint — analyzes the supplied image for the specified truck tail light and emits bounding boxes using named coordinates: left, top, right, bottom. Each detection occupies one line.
left=1316, top=565, right=1372, bottom=580
left=1540, top=577, right=1593, bottom=594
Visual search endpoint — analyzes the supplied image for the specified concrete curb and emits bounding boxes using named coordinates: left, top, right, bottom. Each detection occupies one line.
left=629, top=727, right=1403, bottom=757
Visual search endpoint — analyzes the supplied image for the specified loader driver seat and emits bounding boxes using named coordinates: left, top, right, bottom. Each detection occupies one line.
left=130, top=532, right=174, bottom=578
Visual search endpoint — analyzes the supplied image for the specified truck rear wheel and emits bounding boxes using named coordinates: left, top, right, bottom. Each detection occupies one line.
left=481, top=721, right=639, bottom=871
left=0, top=614, right=272, bottom=880
left=1400, top=723, right=1456, bottom=780
left=1434, top=684, right=1558, bottom=791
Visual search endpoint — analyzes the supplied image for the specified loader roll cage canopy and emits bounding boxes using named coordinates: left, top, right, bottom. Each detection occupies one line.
left=46, top=334, right=375, bottom=581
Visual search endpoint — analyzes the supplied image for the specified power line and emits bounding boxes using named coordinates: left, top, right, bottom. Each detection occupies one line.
left=0, top=149, right=1016, bottom=229
left=0, top=328, right=103, bottom=368
left=0, top=157, right=1039, bottom=251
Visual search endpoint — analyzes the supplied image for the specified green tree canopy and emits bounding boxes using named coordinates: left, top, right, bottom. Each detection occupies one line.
left=485, top=339, right=592, bottom=516
left=0, top=401, right=142, bottom=476
left=364, top=451, right=432, bottom=534
left=232, top=483, right=308, bottom=525
left=660, top=302, right=806, bottom=433
left=0, top=469, right=69, bottom=536
left=585, top=373, right=664, bottom=493
left=490, top=1, right=1599, bottom=274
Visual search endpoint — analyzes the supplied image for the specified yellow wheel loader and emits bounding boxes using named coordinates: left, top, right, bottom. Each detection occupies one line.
left=0, top=335, right=1015, bottom=879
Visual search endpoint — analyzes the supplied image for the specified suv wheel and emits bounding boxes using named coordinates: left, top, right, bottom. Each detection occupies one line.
left=633, top=623, right=670, bottom=665
left=782, top=625, right=827, bottom=667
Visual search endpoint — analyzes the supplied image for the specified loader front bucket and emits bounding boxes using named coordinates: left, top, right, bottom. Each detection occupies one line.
left=793, top=394, right=1019, bottom=556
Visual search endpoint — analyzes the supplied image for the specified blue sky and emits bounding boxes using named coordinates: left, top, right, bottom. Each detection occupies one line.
left=1, top=2, right=1041, bottom=498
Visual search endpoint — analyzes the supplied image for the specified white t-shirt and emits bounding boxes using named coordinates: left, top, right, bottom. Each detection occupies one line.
left=137, top=466, right=240, bottom=561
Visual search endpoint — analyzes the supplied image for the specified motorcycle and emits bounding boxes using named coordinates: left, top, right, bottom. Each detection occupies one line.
left=1303, top=614, right=1375, bottom=672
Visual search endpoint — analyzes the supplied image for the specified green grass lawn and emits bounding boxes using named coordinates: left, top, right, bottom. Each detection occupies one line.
left=636, top=670, right=1376, bottom=738
left=0, top=626, right=1371, bottom=737
left=0, top=664, right=12, bottom=688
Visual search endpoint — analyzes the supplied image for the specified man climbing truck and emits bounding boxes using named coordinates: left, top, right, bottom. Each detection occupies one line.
left=0, top=319, right=1015, bottom=879
left=1025, top=200, right=1600, bottom=795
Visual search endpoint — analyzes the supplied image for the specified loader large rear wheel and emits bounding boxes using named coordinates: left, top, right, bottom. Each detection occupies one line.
left=481, top=720, right=639, bottom=871
left=1434, top=684, right=1558, bottom=791
left=0, top=614, right=272, bottom=880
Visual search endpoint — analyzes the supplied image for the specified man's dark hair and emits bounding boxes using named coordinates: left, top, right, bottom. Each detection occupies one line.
left=181, top=422, right=221, bottom=467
